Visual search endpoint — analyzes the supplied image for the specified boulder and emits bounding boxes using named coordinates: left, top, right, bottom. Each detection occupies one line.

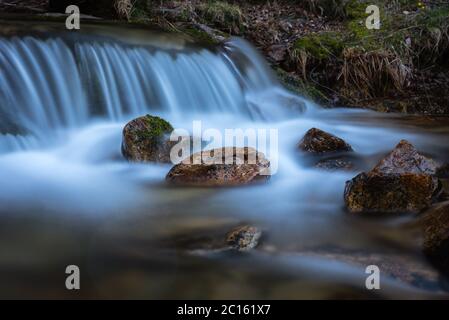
left=419, top=201, right=449, bottom=274
left=344, top=140, right=442, bottom=214
left=122, top=114, right=175, bottom=163
left=371, top=140, right=439, bottom=175
left=298, top=128, right=353, bottom=154
left=344, top=173, right=439, bottom=214
left=226, top=225, right=262, bottom=251
left=166, top=147, right=270, bottom=187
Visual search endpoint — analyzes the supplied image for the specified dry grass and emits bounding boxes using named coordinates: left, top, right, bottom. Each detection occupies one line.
left=114, top=0, right=133, bottom=20
left=197, top=1, right=243, bottom=30
left=339, top=48, right=412, bottom=100
left=303, top=0, right=354, bottom=19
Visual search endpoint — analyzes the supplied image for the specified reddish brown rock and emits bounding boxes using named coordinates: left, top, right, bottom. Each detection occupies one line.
left=371, top=140, right=439, bottom=175
left=344, top=140, right=442, bottom=214
left=298, top=128, right=353, bottom=154
left=166, top=147, right=270, bottom=187
left=419, top=201, right=449, bottom=274
left=344, top=173, right=439, bottom=214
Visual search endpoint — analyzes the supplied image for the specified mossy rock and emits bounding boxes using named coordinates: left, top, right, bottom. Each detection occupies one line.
left=122, top=114, right=175, bottom=163
left=183, top=27, right=221, bottom=46
left=275, top=68, right=329, bottom=104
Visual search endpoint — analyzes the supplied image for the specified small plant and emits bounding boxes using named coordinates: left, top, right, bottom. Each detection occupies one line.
left=339, top=48, right=412, bottom=100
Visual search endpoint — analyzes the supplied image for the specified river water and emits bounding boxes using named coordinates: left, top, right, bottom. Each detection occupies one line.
left=0, top=20, right=448, bottom=299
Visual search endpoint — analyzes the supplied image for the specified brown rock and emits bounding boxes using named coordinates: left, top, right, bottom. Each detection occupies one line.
left=122, top=115, right=174, bottom=163
left=419, top=201, right=449, bottom=273
left=226, top=225, right=262, bottom=251
left=344, top=173, right=439, bottom=214
left=344, top=140, right=443, bottom=214
left=166, top=147, right=270, bottom=187
left=298, top=128, right=353, bottom=154
left=372, top=140, right=439, bottom=175
left=267, top=44, right=287, bottom=63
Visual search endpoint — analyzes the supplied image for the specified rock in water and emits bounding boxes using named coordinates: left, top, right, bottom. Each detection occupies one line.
left=371, top=140, right=439, bottom=175
left=298, top=128, right=353, bottom=154
left=315, top=158, right=355, bottom=171
left=344, top=173, right=439, bottom=214
left=419, top=201, right=449, bottom=274
left=298, top=128, right=355, bottom=170
left=226, top=225, right=262, bottom=251
left=344, top=140, right=442, bottom=214
left=166, top=147, right=270, bottom=187
left=122, top=114, right=174, bottom=163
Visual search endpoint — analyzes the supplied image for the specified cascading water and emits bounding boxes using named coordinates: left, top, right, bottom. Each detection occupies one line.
left=0, top=33, right=304, bottom=152
left=1, top=22, right=449, bottom=299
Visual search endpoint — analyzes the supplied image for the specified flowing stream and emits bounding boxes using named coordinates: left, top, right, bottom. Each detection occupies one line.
left=1, top=20, right=449, bottom=299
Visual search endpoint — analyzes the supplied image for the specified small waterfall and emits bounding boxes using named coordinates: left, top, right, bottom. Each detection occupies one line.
left=0, top=33, right=307, bottom=153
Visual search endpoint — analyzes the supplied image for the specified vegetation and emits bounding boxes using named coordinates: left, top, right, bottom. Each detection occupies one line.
left=137, top=114, right=174, bottom=144
left=28, top=0, right=449, bottom=113
left=196, top=1, right=243, bottom=31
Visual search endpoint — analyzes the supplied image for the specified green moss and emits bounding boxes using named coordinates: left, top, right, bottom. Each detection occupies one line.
left=275, top=68, right=329, bottom=104
left=130, top=7, right=151, bottom=23
left=294, top=32, right=344, bottom=60
left=137, top=114, right=173, bottom=144
left=345, top=0, right=370, bottom=19
left=197, top=1, right=243, bottom=30
left=183, top=27, right=220, bottom=46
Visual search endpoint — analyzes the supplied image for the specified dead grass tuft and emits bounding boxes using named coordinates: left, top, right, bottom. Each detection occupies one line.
left=114, top=0, right=133, bottom=20
left=339, top=47, right=412, bottom=100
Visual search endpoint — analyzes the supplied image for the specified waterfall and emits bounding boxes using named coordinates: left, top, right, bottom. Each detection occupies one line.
left=0, top=34, right=308, bottom=153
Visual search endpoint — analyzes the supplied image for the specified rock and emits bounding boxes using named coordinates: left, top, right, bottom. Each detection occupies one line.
left=298, top=128, right=353, bottom=154
left=166, top=147, right=270, bottom=187
left=122, top=114, right=175, bottom=163
left=441, top=179, right=449, bottom=200
left=344, top=173, right=440, bottom=214
left=226, top=225, right=262, bottom=251
left=371, top=140, right=439, bottom=175
left=344, top=140, right=442, bottom=214
left=437, top=164, right=449, bottom=178
left=267, top=44, right=287, bottom=63
left=419, top=201, right=449, bottom=274
left=315, top=158, right=354, bottom=171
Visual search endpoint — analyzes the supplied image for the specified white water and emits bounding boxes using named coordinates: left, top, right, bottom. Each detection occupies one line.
left=0, top=33, right=428, bottom=216
left=0, top=28, right=448, bottom=298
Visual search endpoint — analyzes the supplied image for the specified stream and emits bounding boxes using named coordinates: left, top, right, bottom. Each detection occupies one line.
left=1, top=20, right=449, bottom=299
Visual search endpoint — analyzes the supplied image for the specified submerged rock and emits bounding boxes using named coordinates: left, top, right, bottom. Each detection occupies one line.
left=122, top=114, right=175, bottom=163
left=315, top=158, right=355, bottom=171
left=298, top=128, right=353, bottom=154
left=166, top=147, right=270, bottom=187
left=344, top=140, right=442, bottom=214
left=226, top=225, right=262, bottom=251
left=419, top=201, right=449, bottom=274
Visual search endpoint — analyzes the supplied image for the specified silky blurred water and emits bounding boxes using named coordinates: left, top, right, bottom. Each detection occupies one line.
left=0, top=21, right=448, bottom=299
